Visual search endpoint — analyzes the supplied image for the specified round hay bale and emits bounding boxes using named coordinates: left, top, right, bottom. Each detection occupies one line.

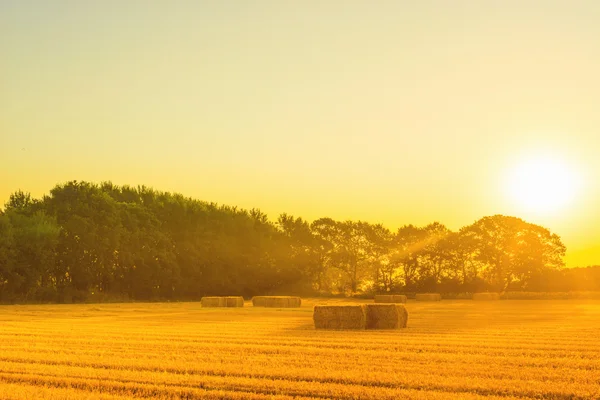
left=374, top=295, right=407, bottom=303
left=225, top=296, right=244, bottom=307
left=201, top=297, right=227, bottom=307
left=313, top=304, right=367, bottom=330
left=366, top=304, right=408, bottom=329
left=415, top=293, right=442, bottom=301
left=472, top=292, right=500, bottom=301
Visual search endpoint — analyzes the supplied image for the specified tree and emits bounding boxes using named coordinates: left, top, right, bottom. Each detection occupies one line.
left=0, top=181, right=572, bottom=302
left=4, top=190, right=35, bottom=212
left=415, top=222, right=452, bottom=288
left=363, top=223, right=394, bottom=293
left=460, top=215, right=566, bottom=290
left=0, top=209, right=60, bottom=302
left=311, top=219, right=375, bottom=294
left=277, top=214, right=323, bottom=292
left=44, top=181, right=122, bottom=300
left=389, top=225, right=428, bottom=290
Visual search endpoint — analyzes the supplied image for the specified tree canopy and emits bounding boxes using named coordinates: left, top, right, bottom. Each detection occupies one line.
left=0, top=181, right=593, bottom=303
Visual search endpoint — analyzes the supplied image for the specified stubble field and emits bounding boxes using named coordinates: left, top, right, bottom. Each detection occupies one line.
left=1, top=298, right=599, bottom=399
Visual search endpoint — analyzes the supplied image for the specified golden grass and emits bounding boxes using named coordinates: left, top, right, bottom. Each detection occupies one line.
left=415, top=293, right=442, bottom=301
left=374, top=295, right=407, bottom=303
left=1, top=299, right=600, bottom=399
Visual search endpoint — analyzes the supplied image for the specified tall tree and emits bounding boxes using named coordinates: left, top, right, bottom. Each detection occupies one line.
left=461, top=215, right=566, bottom=290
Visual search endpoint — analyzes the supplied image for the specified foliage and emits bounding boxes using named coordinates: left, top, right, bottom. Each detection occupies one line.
left=0, top=181, right=590, bottom=303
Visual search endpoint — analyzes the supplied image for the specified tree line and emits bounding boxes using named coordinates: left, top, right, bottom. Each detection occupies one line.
left=0, top=181, right=597, bottom=303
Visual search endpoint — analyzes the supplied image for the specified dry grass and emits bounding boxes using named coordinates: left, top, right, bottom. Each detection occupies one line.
left=374, top=295, right=407, bottom=303
left=365, top=304, right=408, bottom=329
left=1, top=299, right=600, bottom=399
left=415, top=293, right=442, bottom=301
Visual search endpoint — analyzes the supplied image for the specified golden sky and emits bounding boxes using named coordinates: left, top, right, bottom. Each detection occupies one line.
left=1, top=1, right=599, bottom=267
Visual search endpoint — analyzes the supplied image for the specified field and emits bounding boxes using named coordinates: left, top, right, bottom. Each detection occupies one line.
left=1, top=299, right=600, bottom=399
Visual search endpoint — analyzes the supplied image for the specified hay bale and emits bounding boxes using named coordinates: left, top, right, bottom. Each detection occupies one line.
left=415, top=293, right=442, bottom=301
left=225, top=296, right=244, bottom=307
left=374, top=295, right=393, bottom=303
left=472, top=292, right=500, bottom=301
left=366, top=304, right=408, bottom=329
left=392, top=295, right=407, bottom=303
left=252, top=296, right=301, bottom=308
left=313, top=304, right=367, bottom=329
left=287, top=296, right=302, bottom=307
left=201, top=296, right=243, bottom=307
left=374, top=294, right=407, bottom=303
left=251, top=296, right=267, bottom=307
left=201, top=297, right=226, bottom=307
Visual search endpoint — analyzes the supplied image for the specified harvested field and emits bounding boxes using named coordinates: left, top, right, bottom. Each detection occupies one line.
left=1, top=299, right=600, bottom=399
left=374, top=294, right=407, bottom=303
left=416, top=293, right=442, bottom=301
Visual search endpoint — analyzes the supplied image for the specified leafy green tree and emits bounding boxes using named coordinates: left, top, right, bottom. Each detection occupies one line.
left=0, top=181, right=572, bottom=302
left=44, top=181, right=122, bottom=300
left=0, top=208, right=60, bottom=302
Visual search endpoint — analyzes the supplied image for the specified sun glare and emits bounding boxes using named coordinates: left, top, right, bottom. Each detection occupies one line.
left=505, top=154, right=581, bottom=215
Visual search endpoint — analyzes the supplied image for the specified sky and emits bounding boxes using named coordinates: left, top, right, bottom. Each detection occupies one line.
left=1, top=1, right=599, bottom=267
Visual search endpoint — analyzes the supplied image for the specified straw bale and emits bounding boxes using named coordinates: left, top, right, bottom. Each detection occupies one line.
left=366, top=304, right=408, bottom=329
left=252, top=296, right=301, bottom=308
left=415, top=293, right=442, bottom=301
left=225, top=296, right=244, bottom=307
left=374, top=295, right=393, bottom=303
left=313, top=304, right=367, bottom=329
left=251, top=296, right=267, bottom=307
left=374, top=295, right=407, bottom=303
left=201, top=297, right=226, bottom=307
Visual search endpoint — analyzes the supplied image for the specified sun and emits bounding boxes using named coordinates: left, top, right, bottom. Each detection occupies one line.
left=505, top=154, right=581, bottom=215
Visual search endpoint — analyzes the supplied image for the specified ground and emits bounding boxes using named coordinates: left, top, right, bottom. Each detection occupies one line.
left=0, top=298, right=599, bottom=399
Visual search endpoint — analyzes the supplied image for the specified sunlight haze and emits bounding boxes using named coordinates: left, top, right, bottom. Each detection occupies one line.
left=1, top=1, right=599, bottom=267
